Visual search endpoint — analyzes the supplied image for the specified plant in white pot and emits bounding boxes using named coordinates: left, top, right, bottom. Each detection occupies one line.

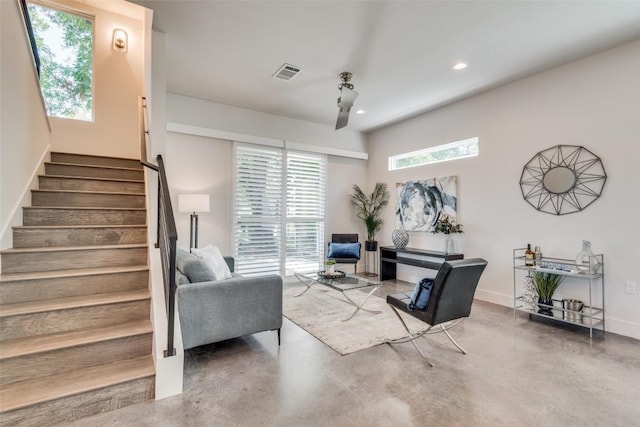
left=325, top=258, right=336, bottom=274
left=351, top=182, right=389, bottom=251
left=431, top=214, right=463, bottom=254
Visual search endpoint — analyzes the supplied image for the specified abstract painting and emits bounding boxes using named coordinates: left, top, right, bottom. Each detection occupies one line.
left=396, top=176, right=457, bottom=232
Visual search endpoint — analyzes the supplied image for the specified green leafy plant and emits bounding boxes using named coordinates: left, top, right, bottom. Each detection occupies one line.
left=325, top=259, right=336, bottom=265
left=351, top=182, right=389, bottom=241
left=28, top=3, right=93, bottom=119
left=533, top=271, right=564, bottom=299
left=432, top=215, right=463, bottom=234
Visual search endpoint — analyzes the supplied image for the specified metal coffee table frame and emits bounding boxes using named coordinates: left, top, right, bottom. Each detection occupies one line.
left=293, top=271, right=382, bottom=321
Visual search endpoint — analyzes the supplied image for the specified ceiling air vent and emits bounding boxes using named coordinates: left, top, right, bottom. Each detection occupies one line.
left=273, top=63, right=302, bottom=81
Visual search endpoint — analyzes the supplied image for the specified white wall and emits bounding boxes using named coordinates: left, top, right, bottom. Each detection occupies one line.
left=167, top=93, right=366, bottom=153
left=164, top=131, right=368, bottom=268
left=366, top=40, right=640, bottom=339
left=165, top=132, right=232, bottom=253
left=0, top=0, right=52, bottom=250
left=164, top=95, right=369, bottom=268
left=325, top=155, right=368, bottom=251
left=47, top=0, right=144, bottom=159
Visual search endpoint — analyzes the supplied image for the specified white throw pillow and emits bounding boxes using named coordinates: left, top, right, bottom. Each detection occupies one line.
left=191, top=245, right=232, bottom=280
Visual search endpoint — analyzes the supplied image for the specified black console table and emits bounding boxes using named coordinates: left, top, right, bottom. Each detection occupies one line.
left=379, top=246, right=464, bottom=281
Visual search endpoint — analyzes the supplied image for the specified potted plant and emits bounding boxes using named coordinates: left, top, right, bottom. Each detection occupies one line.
left=325, top=258, right=336, bottom=274
left=431, top=214, right=463, bottom=254
left=533, top=271, right=564, bottom=316
left=351, top=182, right=389, bottom=251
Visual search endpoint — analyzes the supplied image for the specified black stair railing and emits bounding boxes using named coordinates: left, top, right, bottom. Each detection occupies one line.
left=139, top=96, right=177, bottom=357
left=19, top=0, right=42, bottom=76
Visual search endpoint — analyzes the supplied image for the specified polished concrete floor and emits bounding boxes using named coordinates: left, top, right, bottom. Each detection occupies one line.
left=69, top=280, right=640, bottom=427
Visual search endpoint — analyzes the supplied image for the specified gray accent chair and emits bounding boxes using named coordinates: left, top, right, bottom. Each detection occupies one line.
left=175, top=249, right=283, bottom=350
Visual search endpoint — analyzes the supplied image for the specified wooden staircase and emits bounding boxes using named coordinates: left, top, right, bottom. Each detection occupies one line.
left=0, top=152, right=154, bottom=426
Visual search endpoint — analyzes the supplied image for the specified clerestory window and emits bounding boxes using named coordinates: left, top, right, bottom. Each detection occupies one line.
left=389, top=137, right=479, bottom=171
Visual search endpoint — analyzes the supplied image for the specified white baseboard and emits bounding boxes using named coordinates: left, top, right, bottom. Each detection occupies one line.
left=604, top=317, right=640, bottom=341
left=474, top=289, right=639, bottom=341
left=0, top=144, right=50, bottom=249
left=474, top=288, right=513, bottom=308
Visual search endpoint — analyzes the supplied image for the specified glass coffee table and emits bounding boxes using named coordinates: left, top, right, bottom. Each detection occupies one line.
left=292, top=271, right=382, bottom=321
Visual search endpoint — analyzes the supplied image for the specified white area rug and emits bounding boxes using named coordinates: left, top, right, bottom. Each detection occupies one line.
left=283, top=281, right=428, bottom=355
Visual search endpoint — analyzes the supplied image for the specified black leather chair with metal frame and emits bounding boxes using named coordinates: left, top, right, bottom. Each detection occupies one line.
left=386, top=258, right=488, bottom=366
left=328, top=233, right=360, bottom=274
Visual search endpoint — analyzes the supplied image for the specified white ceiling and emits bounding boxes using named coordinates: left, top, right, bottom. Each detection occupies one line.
left=132, top=0, right=640, bottom=133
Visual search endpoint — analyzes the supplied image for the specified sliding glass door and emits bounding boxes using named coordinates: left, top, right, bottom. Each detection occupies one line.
left=234, top=143, right=326, bottom=276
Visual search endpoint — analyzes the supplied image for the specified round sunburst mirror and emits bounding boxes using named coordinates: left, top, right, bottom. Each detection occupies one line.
left=520, top=145, right=607, bottom=215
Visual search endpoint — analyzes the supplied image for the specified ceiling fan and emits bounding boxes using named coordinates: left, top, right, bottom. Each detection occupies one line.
left=335, top=71, right=359, bottom=130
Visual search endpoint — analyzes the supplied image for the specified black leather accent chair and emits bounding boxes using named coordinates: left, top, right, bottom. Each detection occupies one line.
left=386, top=258, right=488, bottom=366
left=328, top=233, right=360, bottom=274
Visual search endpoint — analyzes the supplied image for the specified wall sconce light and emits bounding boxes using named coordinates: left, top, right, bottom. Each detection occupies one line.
left=113, top=28, right=128, bottom=52
left=178, top=194, right=210, bottom=251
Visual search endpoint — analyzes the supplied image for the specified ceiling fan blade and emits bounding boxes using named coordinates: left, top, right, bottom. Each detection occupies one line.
left=339, top=87, right=358, bottom=108
left=335, top=87, right=359, bottom=130
left=335, top=106, right=350, bottom=130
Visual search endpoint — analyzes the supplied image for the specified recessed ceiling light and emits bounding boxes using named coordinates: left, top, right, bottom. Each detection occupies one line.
left=356, top=109, right=365, bottom=114
left=453, top=62, right=467, bottom=70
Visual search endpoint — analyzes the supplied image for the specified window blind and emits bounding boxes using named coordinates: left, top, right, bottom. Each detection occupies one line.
left=234, top=145, right=326, bottom=276
left=234, top=145, right=283, bottom=276
left=285, top=151, right=326, bottom=274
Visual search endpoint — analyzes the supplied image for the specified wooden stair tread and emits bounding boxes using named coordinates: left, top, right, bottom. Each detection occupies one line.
left=51, top=152, right=142, bottom=164
left=23, top=206, right=145, bottom=211
left=32, top=189, right=145, bottom=196
left=0, top=289, right=150, bottom=318
left=12, top=224, right=146, bottom=230
left=0, top=355, right=154, bottom=412
left=41, top=174, right=144, bottom=183
left=45, top=162, right=143, bottom=173
left=0, top=243, right=147, bottom=255
left=0, top=320, right=152, bottom=359
left=51, top=151, right=141, bottom=161
left=0, top=265, right=148, bottom=283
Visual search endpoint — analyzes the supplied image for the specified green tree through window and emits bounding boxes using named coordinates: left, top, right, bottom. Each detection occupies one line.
left=389, top=138, right=479, bottom=170
left=27, top=2, right=93, bottom=120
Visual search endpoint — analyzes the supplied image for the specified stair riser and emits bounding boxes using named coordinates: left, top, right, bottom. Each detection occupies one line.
left=51, top=153, right=142, bottom=170
left=31, top=191, right=145, bottom=209
left=0, top=300, right=150, bottom=341
left=45, top=163, right=143, bottom=181
left=1, top=247, right=148, bottom=274
left=0, top=376, right=154, bottom=426
left=0, top=270, right=148, bottom=304
left=39, top=176, right=144, bottom=193
left=0, top=334, right=152, bottom=385
left=13, top=227, right=147, bottom=248
left=23, top=208, right=146, bottom=226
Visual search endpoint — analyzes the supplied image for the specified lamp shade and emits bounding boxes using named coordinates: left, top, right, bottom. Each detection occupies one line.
left=178, top=194, right=210, bottom=213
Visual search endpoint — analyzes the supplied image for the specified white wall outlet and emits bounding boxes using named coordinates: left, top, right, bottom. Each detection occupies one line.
left=625, top=281, right=637, bottom=295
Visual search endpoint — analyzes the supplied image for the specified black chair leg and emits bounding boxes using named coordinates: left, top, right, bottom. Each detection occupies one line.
left=277, top=328, right=281, bottom=346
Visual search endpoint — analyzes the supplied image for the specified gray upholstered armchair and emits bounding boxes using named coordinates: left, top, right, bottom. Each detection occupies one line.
left=175, top=249, right=283, bottom=349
